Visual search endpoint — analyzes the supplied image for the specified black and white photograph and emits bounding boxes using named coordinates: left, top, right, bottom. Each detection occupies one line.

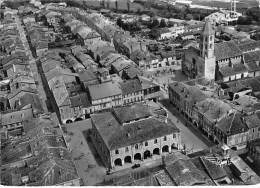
left=0, top=0, right=260, bottom=186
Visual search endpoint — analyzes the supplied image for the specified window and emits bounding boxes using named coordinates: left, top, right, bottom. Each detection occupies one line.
left=164, top=136, right=167, bottom=141
left=154, top=139, right=158, bottom=144
left=135, top=144, right=138, bottom=149
left=145, top=141, right=148, bottom=146
left=258, top=127, right=260, bottom=131
left=173, top=134, right=176, bottom=138
left=210, top=44, right=212, bottom=49
left=125, top=147, right=129, bottom=152
left=115, top=150, right=119, bottom=154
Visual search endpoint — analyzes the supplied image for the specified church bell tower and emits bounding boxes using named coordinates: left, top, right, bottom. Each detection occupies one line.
left=199, top=20, right=216, bottom=81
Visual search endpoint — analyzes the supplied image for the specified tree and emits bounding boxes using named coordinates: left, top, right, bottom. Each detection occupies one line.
left=150, top=18, right=159, bottom=28
left=252, top=32, right=260, bottom=41
left=185, top=14, right=194, bottom=20
left=237, top=16, right=252, bottom=25
left=116, top=17, right=123, bottom=27
left=159, top=19, right=167, bottom=28
left=149, top=28, right=161, bottom=40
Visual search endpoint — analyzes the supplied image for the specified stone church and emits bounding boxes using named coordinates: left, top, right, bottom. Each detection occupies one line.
left=182, top=21, right=249, bottom=83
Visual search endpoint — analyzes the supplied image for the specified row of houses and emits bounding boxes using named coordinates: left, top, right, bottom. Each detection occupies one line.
left=0, top=9, right=43, bottom=136
left=42, top=48, right=161, bottom=124
left=1, top=116, right=81, bottom=186
left=169, top=81, right=260, bottom=150
left=25, top=5, right=164, bottom=124
left=23, top=16, right=54, bottom=57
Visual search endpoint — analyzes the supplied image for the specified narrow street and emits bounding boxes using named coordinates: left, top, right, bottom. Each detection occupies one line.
left=160, top=99, right=215, bottom=154
left=15, top=15, right=48, bottom=113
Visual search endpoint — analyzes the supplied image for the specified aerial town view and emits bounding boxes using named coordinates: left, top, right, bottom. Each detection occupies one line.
left=1, top=0, right=260, bottom=186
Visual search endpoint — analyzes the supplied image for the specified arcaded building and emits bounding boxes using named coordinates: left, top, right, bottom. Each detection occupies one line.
left=90, top=104, right=180, bottom=170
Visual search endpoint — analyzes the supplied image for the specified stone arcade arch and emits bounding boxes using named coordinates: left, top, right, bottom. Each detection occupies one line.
left=171, top=143, right=178, bottom=150
left=144, top=150, right=151, bottom=159
left=66, top=119, right=73, bottom=124
left=114, top=158, right=122, bottom=166
left=193, top=121, right=198, bottom=127
left=162, top=145, right=169, bottom=153
left=74, top=117, right=83, bottom=122
left=153, top=148, right=160, bottom=155
left=124, top=156, right=132, bottom=164
left=134, top=153, right=142, bottom=161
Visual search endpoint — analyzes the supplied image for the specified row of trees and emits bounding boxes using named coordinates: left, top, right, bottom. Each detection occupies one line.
left=116, top=17, right=168, bottom=34
left=237, top=7, right=260, bottom=26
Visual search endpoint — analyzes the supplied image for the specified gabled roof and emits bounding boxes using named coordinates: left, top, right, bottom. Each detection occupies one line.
left=216, top=112, right=248, bottom=136
left=91, top=111, right=179, bottom=150
left=15, top=93, right=44, bottom=115
left=123, top=66, right=142, bottom=79
left=244, top=113, right=260, bottom=129
left=219, top=63, right=248, bottom=77
left=137, top=76, right=158, bottom=90
left=237, top=40, right=260, bottom=53
left=1, top=141, right=32, bottom=165
left=169, top=81, right=209, bottom=104
left=196, top=98, right=232, bottom=122
left=244, top=50, right=260, bottom=63
left=165, top=159, right=209, bottom=186
left=8, top=87, right=37, bottom=100
left=1, top=116, right=79, bottom=186
left=70, top=93, right=91, bottom=108
left=200, top=156, right=227, bottom=180
left=88, top=81, right=122, bottom=100
left=78, top=70, right=98, bottom=83
left=113, top=104, right=151, bottom=124
left=215, top=41, right=242, bottom=61
left=1, top=108, right=33, bottom=126
left=119, top=78, right=142, bottom=95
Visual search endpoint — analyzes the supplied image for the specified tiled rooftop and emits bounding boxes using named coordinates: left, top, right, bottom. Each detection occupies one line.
left=91, top=107, right=179, bottom=150
left=215, top=41, right=242, bottom=61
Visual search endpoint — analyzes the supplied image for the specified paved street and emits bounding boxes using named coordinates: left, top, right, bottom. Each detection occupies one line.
left=15, top=16, right=48, bottom=113
left=160, top=99, right=215, bottom=154
left=65, top=119, right=106, bottom=185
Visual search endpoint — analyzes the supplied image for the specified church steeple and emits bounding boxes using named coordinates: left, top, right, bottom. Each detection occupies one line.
left=200, top=21, right=215, bottom=59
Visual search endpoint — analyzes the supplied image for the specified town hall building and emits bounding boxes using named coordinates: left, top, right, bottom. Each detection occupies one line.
left=90, top=104, right=181, bottom=171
